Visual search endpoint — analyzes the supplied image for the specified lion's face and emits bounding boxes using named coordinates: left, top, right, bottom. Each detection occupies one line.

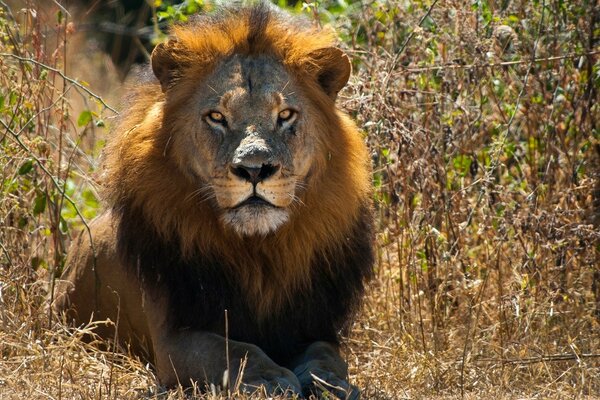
left=167, top=55, right=315, bottom=236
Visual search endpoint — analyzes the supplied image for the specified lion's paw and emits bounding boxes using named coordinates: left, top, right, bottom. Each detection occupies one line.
left=294, top=365, right=359, bottom=400
left=235, top=366, right=302, bottom=397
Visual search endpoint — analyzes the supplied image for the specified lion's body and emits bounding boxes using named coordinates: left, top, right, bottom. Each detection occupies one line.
left=55, top=3, right=373, bottom=398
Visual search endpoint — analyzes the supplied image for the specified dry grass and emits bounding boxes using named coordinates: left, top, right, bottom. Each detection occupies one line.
left=1, top=1, right=599, bottom=399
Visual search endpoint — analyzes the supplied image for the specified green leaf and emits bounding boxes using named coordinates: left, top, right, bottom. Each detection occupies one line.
left=77, top=110, right=93, bottom=127
left=31, top=256, right=47, bottom=270
left=59, top=216, right=69, bottom=234
left=157, top=11, right=170, bottom=21
left=33, top=192, right=47, bottom=216
left=9, top=90, right=18, bottom=105
left=18, top=159, right=34, bottom=175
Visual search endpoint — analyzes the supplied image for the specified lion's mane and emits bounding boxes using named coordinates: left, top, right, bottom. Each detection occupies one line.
left=102, top=4, right=374, bottom=361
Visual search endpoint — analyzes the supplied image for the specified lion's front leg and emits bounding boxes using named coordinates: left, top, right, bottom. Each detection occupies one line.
left=289, top=341, right=359, bottom=400
left=143, top=292, right=301, bottom=396
left=153, top=330, right=302, bottom=396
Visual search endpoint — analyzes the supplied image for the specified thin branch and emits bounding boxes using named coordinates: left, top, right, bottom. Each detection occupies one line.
left=462, top=0, right=548, bottom=231
left=396, top=0, right=440, bottom=59
left=0, top=52, right=118, bottom=114
left=383, top=0, right=440, bottom=90
left=0, top=119, right=97, bottom=285
left=11, top=86, right=73, bottom=138
left=51, top=0, right=70, bottom=17
left=0, top=1, right=20, bottom=42
left=1, top=119, right=83, bottom=221
left=399, top=50, right=600, bottom=74
left=0, top=240, right=13, bottom=266
left=459, top=270, right=490, bottom=398
left=474, top=353, right=600, bottom=365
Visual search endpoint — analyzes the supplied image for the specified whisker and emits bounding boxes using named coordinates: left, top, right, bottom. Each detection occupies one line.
left=206, top=84, right=219, bottom=94
left=198, top=191, right=217, bottom=203
left=184, top=189, right=202, bottom=203
left=292, top=178, right=308, bottom=191
left=281, top=80, right=290, bottom=93
left=288, top=192, right=306, bottom=208
left=163, top=135, right=173, bottom=157
left=185, top=186, right=215, bottom=203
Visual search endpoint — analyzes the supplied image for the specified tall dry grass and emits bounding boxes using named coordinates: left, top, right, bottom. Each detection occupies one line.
left=342, top=0, right=600, bottom=397
left=1, top=1, right=599, bottom=399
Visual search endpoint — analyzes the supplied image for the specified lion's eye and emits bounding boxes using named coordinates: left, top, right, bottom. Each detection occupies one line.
left=207, top=111, right=226, bottom=125
left=277, top=109, right=296, bottom=124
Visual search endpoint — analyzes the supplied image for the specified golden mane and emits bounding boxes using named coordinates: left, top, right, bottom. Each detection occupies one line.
left=102, top=4, right=372, bottom=316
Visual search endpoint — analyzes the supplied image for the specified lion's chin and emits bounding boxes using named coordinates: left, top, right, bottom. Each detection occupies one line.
left=221, top=205, right=290, bottom=236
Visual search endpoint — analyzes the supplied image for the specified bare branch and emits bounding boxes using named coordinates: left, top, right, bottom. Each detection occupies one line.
left=399, top=50, right=600, bottom=74
left=0, top=52, right=118, bottom=114
left=474, top=353, right=600, bottom=365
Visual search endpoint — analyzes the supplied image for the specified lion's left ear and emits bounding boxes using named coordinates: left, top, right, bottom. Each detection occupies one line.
left=151, top=39, right=188, bottom=92
left=309, top=47, right=351, bottom=100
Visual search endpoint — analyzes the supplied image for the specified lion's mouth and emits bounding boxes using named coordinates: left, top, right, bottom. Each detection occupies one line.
left=222, top=194, right=290, bottom=235
left=234, top=195, right=277, bottom=209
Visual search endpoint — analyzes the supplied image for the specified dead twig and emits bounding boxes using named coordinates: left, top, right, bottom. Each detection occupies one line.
left=398, top=50, right=600, bottom=74
left=474, top=353, right=600, bottom=365
left=383, top=0, right=440, bottom=90
left=0, top=52, right=118, bottom=114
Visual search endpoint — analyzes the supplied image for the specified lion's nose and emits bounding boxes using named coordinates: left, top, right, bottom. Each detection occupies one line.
left=230, top=163, right=280, bottom=185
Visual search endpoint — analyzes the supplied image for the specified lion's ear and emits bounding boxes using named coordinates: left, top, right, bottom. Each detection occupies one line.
left=151, top=39, right=187, bottom=92
left=309, top=47, right=352, bottom=100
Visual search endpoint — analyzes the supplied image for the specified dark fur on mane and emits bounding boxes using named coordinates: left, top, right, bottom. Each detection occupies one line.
left=116, top=202, right=374, bottom=364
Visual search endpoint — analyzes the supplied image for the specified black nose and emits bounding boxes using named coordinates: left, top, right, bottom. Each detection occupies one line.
left=231, top=163, right=280, bottom=185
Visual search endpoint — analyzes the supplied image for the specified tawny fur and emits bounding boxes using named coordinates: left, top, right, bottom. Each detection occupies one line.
left=102, top=7, right=371, bottom=316
left=56, top=4, right=373, bottom=397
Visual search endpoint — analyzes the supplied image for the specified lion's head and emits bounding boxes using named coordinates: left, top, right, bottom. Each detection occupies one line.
left=105, top=4, right=370, bottom=283
left=146, top=6, right=355, bottom=237
left=155, top=49, right=350, bottom=236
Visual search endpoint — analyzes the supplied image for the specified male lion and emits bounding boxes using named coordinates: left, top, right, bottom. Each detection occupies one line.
left=54, top=3, right=374, bottom=399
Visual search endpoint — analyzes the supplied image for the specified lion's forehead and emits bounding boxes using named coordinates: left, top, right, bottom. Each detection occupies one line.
left=205, top=55, right=297, bottom=110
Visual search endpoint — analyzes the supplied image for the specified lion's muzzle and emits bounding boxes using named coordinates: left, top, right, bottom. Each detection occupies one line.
left=217, top=136, right=294, bottom=235
left=230, top=163, right=280, bottom=186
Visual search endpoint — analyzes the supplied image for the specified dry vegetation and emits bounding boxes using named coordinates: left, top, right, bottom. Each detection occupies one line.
left=1, top=1, right=599, bottom=399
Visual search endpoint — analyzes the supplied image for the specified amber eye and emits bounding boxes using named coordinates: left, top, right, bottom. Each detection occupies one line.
left=277, top=109, right=296, bottom=123
left=207, top=111, right=226, bottom=124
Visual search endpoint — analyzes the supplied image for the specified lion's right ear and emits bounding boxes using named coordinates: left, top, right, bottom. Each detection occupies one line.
left=308, top=47, right=352, bottom=100
left=151, top=39, right=187, bottom=92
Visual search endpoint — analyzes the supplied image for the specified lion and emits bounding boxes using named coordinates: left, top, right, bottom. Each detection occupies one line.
left=53, top=3, right=374, bottom=399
